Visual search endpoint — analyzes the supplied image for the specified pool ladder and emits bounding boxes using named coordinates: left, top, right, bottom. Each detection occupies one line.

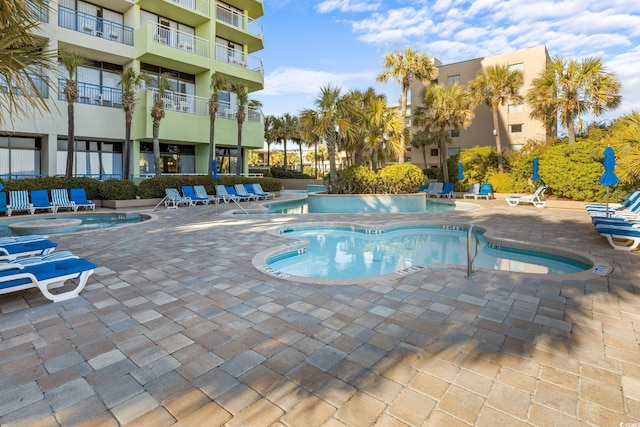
left=466, top=225, right=479, bottom=279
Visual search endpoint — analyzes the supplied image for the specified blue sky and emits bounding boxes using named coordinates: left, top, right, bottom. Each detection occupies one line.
left=253, top=0, right=640, bottom=124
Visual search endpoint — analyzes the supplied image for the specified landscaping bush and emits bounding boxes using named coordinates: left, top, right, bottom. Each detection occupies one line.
left=0, top=176, right=103, bottom=200
left=99, top=179, right=138, bottom=200
left=487, top=173, right=516, bottom=194
left=377, top=164, right=425, bottom=194
left=269, top=166, right=314, bottom=179
left=335, top=166, right=378, bottom=194
left=137, top=175, right=281, bottom=199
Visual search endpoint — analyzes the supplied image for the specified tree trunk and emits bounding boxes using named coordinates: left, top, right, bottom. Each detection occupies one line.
left=440, top=131, right=449, bottom=183
left=65, top=101, right=75, bottom=178
left=209, top=115, right=216, bottom=177
left=153, top=123, right=161, bottom=177
left=314, top=142, right=318, bottom=179
left=492, top=106, right=504, bottom=173
left=123, top=115, right=132, bottom=181
left=299, top=143, right=303, bottom=173
left=398, top=89, right=407, bottom=163
left=371, top=149, right=378, bottom=173
left=567, top=114, right=576, bottom=144
left=422, top=146, right=428, bottom=169
left=282, top=139, right=287, bottom=171
left=235, top=119, right=243, bottom=176
left=327, top=129, right=338, bottom=193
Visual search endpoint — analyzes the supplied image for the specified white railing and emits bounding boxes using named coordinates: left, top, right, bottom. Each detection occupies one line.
left=169, top=0, right=210, bottom=16
left=215, top=43, right=263, bottom=74
left=215, top=3, right=263, bottom=39
left=149, top=88, right=263, bottom=123
left=150, top=22, right=209, bottom=57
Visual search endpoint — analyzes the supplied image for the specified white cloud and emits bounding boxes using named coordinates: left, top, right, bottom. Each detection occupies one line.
left=350, top=7, right=434, bottom=44
left=260, top=67, right=376, bottom=97
left=316, top=0, right=381, bottom=13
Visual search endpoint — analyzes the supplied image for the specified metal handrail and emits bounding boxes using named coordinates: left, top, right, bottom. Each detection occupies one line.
left=466, top=225, right=479, bottom=279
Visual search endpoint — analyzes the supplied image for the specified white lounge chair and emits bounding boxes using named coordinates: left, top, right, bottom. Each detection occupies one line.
left=194, top=185, right=220, bottom=204
left=164, top=188, right=194, bottom=208
left=234, top=184, right=258, bottom=201
left=251, top=183, right=275, bottom=200
left=463, top=184, right=480, bottom=199
left=0, top=256, right=96, bottom=302
left=426, top=182, right=443, bottom=198
left=215, top=185, right=239, bottom=203
left=7, top=190, right=35, bottom=216
left=595, top=224, right=640, bottom=251
left=505, top=186, right=548, bottom=208
left=51, top=189, right=78, bottom=212
left=181, top=186, right=209, bottom=205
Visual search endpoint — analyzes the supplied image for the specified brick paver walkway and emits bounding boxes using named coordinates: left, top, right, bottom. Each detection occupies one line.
left=1, top=194, right=639, bottom=426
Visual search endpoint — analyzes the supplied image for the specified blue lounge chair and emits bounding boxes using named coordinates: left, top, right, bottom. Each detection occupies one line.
left=226, top=186, right=251, bottom=201
left=474, top=183, right=493, bottom=200
left=585, top=190, right=640, bottom=212
left=7, top=190, right=35, bottom=216
left=436, top=182, right=455, bottom=198
left=250, top=183, right=275, bottom=200
left=194, top=185, right=220, bottom=204
left=234, top=184, right=258, bottom=201
left=0, top=191, right=7, bottom=215
left=505, top=185, right=548, bottom=208
left=30, top=189, right=57, bottom=214
left=463, top=184, right=480, bottom=199
left=164, top=188, right=194, bottom=208
left=181, top=186, right=209, bottom=205
left=589, top=197, right=640, bottom=220
left=426, top=182, right=443, bottom=198
left=69, top=188, right=95, bottom=211
left=51, top=189, right=78, bottom=212
left=0, top=257, right=97, bottom=302
left=0, top=235, right=57, bottom=261
left=595, top=225, right=640, bottom=251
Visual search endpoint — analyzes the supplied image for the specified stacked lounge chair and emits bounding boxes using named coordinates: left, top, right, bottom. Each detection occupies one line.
left=587, top=190, right=640, bottom=251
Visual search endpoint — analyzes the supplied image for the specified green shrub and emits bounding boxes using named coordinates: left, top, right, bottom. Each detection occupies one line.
left=487, top=173, right=516, bottom=194
left=99, top=179, right=138, bottom=200
left=270, top=166, right=314, bottom=179
left=377, top=164, right=425, bottom=194
left=0, top=177, right=103, bottom=200
left=335, top=166, right=378, bottom=194
left=458, top=146, right=498, bottom=185
left=137, top=175, right=282, bottom=199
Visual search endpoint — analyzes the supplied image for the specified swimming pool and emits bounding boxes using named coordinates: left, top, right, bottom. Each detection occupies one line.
left=258, top=223, right=595, bottom=282
left=0, top=213, right=150, bottom=237
left=264, top=198, right=475, bottom=214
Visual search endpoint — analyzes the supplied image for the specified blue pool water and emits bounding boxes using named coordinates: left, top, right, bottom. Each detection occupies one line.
left=0, top=213, right=148, bottom=237
left=265, top=198, right=473, bottom=214
left=267, top=225, right=592, bottom=278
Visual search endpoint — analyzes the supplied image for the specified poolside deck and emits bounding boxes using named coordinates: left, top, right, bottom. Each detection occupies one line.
left=1, top=195, right=639, bottom=426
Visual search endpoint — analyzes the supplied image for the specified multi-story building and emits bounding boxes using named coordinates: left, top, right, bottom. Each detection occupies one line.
left=409, top=45, right=553, bottom=170
left=1, top=0, right=264, bottom=180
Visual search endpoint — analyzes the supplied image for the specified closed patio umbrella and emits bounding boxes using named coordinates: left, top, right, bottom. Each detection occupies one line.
left=532, top=157, right=540, bottom=182
left=599, top=146, right=619, bottom=218
left=456, top=162, right=464, bottom=194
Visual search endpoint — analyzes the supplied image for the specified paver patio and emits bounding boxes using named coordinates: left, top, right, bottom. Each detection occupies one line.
left=1, top=194, right=639, bottom=426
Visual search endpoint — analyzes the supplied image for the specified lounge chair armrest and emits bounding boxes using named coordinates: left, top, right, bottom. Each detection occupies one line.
left=0, top=263, right=24, bottom=272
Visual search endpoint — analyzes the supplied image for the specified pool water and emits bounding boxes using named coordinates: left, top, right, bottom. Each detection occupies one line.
left=265, top=199, right=472, bottom=214
left=0, top=213, right=148, bottom=237
left=267, top=225, right=592, bottom=278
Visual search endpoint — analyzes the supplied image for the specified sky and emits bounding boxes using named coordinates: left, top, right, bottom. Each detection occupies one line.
left=253, top=0, right=640, bottom=125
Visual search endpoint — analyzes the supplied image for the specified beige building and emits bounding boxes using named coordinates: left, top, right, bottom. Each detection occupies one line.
left=409, top=45, right=553, bottom=170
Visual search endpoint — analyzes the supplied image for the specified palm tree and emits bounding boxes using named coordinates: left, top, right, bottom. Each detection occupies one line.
left=230, top=82, right=249, bottom=175
left=469, top=64, right=523, bottom=173
left=59, top=50, right=87, bottom=178
left=527, top=56, right=622, bottom=144
left=363, top=94, right=402, bottom=171
left=118, top=67, right=149, bottom=180
left=0, top=0, right=53, bottom=126
left=418, top=84, right=474, bottom=181
left=301, top=85, right=349, bottom=192
left=277, top=113, right=296, bottom=171
left=150, top=72, right=170, bottom=177
left=208, top=72, right=230, bottom=177
left=299, top=109, right=321, bottom=177
left=263, top=114, right=279, bottom=166
left=377, top=47, right=438, bottom=163
left=410, top=129, right=439, bottom=168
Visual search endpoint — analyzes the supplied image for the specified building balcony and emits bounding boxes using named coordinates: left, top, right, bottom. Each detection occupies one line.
left=58, top=5, right=134, bottom=46
left=214, top=43, right=264, bottom=91
left=57, top=79, right=123, bottom=108
left=1, top=74, right=49, bottom=99
left=134, top=88, right=263, bottom=147
left=215, top=2, right=263, bottom=52
left=135, top=22, right=211, bottom=74
left=137, top=0, right=210, bottom=27
left=227, top=0, right=264, bottom=18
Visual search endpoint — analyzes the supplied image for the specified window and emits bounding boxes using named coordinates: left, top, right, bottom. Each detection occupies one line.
left=509, top=124, right=523, bottom=133
left=508, top=104, right=524, bottom=113
left=0, top=136, right=41, bottom=178
left=430, top=149, right=438, bottom=157
left=57, top=139, right=122, bottom=179
left=447, top=75, right=460, bottom=85
left=139, top=143, right=195, bottom=175
left=141, top=64, right=195, bottom=96
left=448, top=129, right=460, bottom=137
left=59, top=60, right=123, bottom=107
left=448, top=147, right=460, bottom=157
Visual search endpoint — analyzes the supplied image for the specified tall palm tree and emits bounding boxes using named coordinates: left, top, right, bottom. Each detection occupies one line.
left=469, top=64, right=524, bottom=173
left=299, top=109, right=321, bottom=177
left=278, top=113, right=296, bottom=171
left=118, top=67, right=149, bottom=180
left=208, top=72, right=230, bottom=177
left=0, top=0, right=53, bottom=126
left=342, top=88, right=375, bottom=166
left=59, top=50, right=87, bottom=178
left=363, top=94, right=402, bottom=171
left=377, top=47, right=438, bottom=163
left=418, top=83, right=474, bottom=181
left=230, top=82, right=248, bottom=175
left=150, top=72, right=170, bottom=177
left=526, top=56, right=622, bottom=144
left=301, top=85, right=349, bottom=192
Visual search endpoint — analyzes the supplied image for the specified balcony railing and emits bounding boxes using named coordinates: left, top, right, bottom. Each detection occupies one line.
left=58, top=5, right=134, bottom=46
left=57, top=79, right=123, bottom=108
left=215, top=3, right=263, bottom=39
left=215, top=43, right=263, bottom=74
left=149, top=22, right=209, bottom=57
left=29, top=0, right=49, bottom=23
left=169, top=0, right=210, bottom=17
left=150, top=88, right=263, bottom=123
